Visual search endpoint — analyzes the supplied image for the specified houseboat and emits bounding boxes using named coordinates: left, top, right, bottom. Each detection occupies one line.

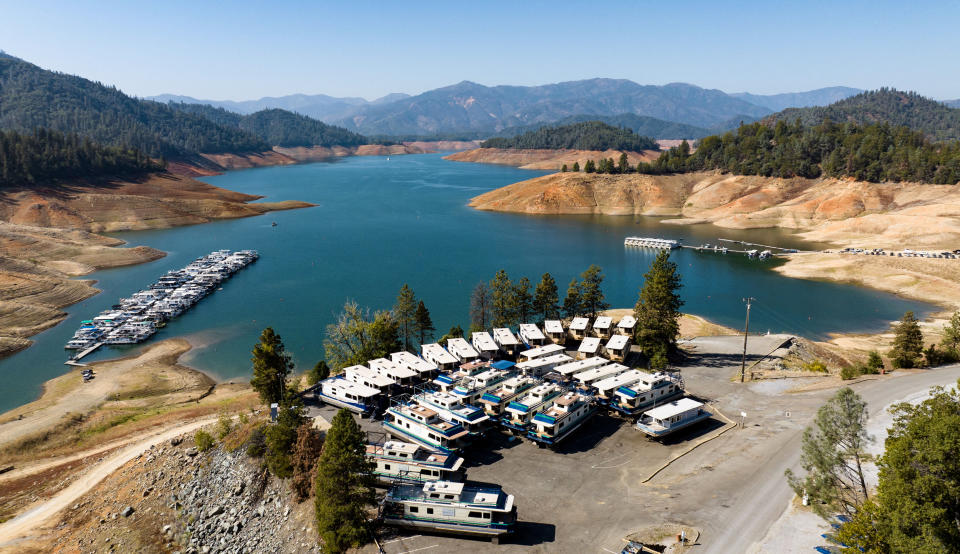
left=593, top=316, right=613, bottom=338
left=452, top=367, right=513, bottom=405
left=380, top=480, right=517, bottom=541
left=518, top=343, right=565, bottom=361
left=343, top=364, right=396, bottom=395
left=527, top=391, right=597, bottom=446
left=434, top=360, right=490, bottom=393
left=612, top=372, right=685, bottom=417
left=574, top=363, right=629, bottom=389
left=478, top=375, right=538, bottom=420
left=623, top=237, right=679, bottom=249
left=616, top=315, right=636, bottom=336
left=383, top=402, right=470, bottom=453
left=369, top=357, right=419, bottom=387
left=577, top=337, right=602, bottom=360
left=493, top=328, right=521, bottom=357
left=446, top=337, right=481, bottom=364
left=518, top=323, right=546, bottom=346
left=569, top=317, right=590, bottom=340
left=413, top=391, right=492, bottom=437
left=391, top=351, right=439, bottom=379
left=366, top=440, right=465, bottom=484
left=592, top=369, right=646, bottom=405
left=515, top=353, right=573, bottom=378
left=471, top=332, right=499, bottom=360
left=543, top=320, right=566, bottom=344
left=316, top=376, right=382, bottom=416
left=421, top=343, right=459, bottom=372
left=553, top=357, right=609, bottom=382
left=604, top=334, right=631, bottom=362
left=502, top=382, right=562, bottom=433
left=636, top=398, right=711, bottom=438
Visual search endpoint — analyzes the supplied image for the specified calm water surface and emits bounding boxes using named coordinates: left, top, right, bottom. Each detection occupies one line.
left=0, top=154, right=932, bottom=412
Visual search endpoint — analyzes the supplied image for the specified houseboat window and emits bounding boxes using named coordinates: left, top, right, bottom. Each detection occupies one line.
left=399, top=453, right=409, bottom=458
left=384, top=464, right=391, bottom=470
left=420, top=469, right=431, bottom=475
left=409, top=506, right=419, bottom=513
left=444, top=494, right=455, bottom=500
left=430, top=493, right=440, bottom=498
left=468, top=511, right=483, bottom=519
left=483, top=513, right=491, bottom=519
left=426, top=508, right=434, bottom=515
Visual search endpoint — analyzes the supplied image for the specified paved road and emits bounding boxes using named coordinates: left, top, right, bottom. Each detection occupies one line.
left=707, top=364, right=960, bottom=554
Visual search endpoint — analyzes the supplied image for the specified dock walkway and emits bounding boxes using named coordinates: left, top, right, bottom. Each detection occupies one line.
left=67, top=342, right=103, bottom=365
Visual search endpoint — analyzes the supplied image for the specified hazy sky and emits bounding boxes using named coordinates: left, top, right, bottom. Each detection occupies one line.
left=1, top=0, right=958, bottom=101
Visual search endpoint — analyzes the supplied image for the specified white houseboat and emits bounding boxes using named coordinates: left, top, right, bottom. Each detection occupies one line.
left=471, top=332, right=499, bottom=360
left=636, top=398, right=711, bottom=438
left=577, top=337, right=602, bottom=360
left=366, top=440, right=465, bottom=484
left=369, top=358, right=419, bottom=387
left=553, top=357, right=609, bottom=382
left=452, top=367, right=513, bottom=405
left=593, top=316, right=613, bottom=338
left=623, top=237, right=680, bottom=249
left=612, top=372, right=685, bottom=416
left=604, top=334, right=631, bottom=362
left=569, top=317, right=590, bottom=340
left=446, top=337, right=481, bottom=364
left=515, top=353, right=573, bottom=378
left=343, top=364, right=396, bottom=395
left=316, top=376, right=382, bottom=416
left=543, top=320, right=566, bottom=344
left=391, top=351, right=439, bottom=379
left=518, top=343, right=565, bottom=361
left=478, top=375, right=538, bottom=420
left=592, top=369, right=646, bottom=405
left=414, top=391, right=492, bottom=437
left=616, top=315, right=636, bottom=336
left=383, top=403, right=470, bottom=453
left=380, top=481, right=517, bottom=541
left=502, top=382, right=562, bottom=433
left=492, top=328, right=521, bottom=357
left=421, top=343, right=459, bottom=372
left=527, top=391, right=596, bottom=446
left=518, top=323, right=546, bottom=346
left=574, top=363, right=629, bottom=389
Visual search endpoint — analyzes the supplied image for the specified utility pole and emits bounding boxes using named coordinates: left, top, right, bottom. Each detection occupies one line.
left=740, top=297, right=755, bottom=383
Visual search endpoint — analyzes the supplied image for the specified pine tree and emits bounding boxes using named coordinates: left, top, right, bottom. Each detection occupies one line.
left=578, top=265, right=609, bottom=318
left=265, top=388, right=305, bottom=478
left=633, top=251, right=684, bottom=368
left=393, top=284, right=418, bottom=352
left=560, top=164, right=568, bottom=172
left=438, top=325, right=464, bottom=347
left=512, top=277, right=533, bottom=325
left=889, top=311, right=924, bottom=368
left=306, top=360, right=330, bottom=386
left=584, top=159, right=596, bottom=173
left=469, top=282, right=491, bottom=332
left=940, top=311, right=960, bottom=353
left=532, top=272, right=560, bottom=323
left=250, top=327, right=294, bottom=406
left=572, top=161, right=580, bottom=172
left=618, top=152, right=629, bottom=173
left=291, top=422, right=324, bottom=502
left=489, top=269, right=514, bottom=328
left=314, top=409, right=375, bottom=553
left=413, top=300, right=435, bottom=345
left=562, top=278, right=582, bottom=319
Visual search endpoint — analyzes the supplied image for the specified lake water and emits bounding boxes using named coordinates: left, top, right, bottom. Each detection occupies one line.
left=0, top=153, right=932, bottom=413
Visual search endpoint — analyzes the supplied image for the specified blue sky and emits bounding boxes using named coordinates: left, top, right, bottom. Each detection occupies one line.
left=1, top=0, right=958, bottom=101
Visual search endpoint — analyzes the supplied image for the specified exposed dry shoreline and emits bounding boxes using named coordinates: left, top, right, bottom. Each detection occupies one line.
left=206, top=140, right=481, bottom=170
left=444, top=147, right=659, bottom=170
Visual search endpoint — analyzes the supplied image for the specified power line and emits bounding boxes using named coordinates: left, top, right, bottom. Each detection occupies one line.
left=740, top=297, right=755, bottom=383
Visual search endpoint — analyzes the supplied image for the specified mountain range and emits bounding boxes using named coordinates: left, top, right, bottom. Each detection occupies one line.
left=146, top=92, right=410, bottom=122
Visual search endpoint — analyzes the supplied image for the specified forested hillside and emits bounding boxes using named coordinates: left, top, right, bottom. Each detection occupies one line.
left=498, top=114, right=712, bottom=140
left=640, top=120, right=960, bottom=184
left=769, top=89, right=960, bottom=141
left=0, top=53, right=269, bottom=159
left=0, top=128, right=161, bottom=188
left=482, top=121, right=658, bottom=151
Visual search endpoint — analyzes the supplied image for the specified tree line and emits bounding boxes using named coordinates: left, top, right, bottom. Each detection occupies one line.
left=637, top=120, right=960, bottom=185
left=0, top=128, right=161, bottom=188
left=481, top=121, right=658, bottom=152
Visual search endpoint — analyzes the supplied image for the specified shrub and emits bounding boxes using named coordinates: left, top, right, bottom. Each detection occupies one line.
left=194, top=429, right=215, bottom=452
left=866, top=351, right=884, bottom=371
left=859, top=362, right=880, bottom=375
left=803, top=359, right=828, bottom=373
left=840, top=366, right=859, bottom=380
left=216, top=415, right=232, bottom=439
left=245, top=426, right=267, bottom=458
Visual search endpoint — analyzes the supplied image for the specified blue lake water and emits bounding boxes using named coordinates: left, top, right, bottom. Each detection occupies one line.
left=0, top=153, right=932, bottom=413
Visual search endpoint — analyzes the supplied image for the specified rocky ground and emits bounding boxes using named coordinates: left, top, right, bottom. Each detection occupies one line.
left=445, top=147, right=659, bottom=170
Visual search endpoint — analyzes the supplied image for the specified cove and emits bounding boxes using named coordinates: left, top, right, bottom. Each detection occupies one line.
left=0, top=153, right=933, bottom=413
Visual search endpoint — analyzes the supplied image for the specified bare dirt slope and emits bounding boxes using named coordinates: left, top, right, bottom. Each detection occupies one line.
left=445, top=147, right=659, bottom=170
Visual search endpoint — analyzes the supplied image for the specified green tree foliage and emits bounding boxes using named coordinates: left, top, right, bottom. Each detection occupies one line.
left=638, top=120, right=960, bottom=185
left=245, top=425, right=267, bottom=458
left=438, top=324, right=464, bottom=347
left=481, top=121, right=657, bottom=151
left=0, top=129, right=161, bottom=188
left=469, top=282, right=491, bottom=332
left=941, top=311, right=960, bottom=353
left=562, top=278, right=583, bottom=319
left=617, top=152, right=630, bottom=173
left=194, top=429, right=215, bottom=452
left=560, top=164, right=568, bottom=172
left=578, top=265, right=609, bottom=318
left=250, top=327, right=294, bottom=406
left=0, top=54, right=269, bottom=159
left=413, top=300, right=435, bottom=345
left=584, top=159, right=596, bottom=173
left=512, top=277, right=534, bottom=325
left=572, top=161, right=580, bottom=172
left=532, top=273, right=561, bottom=323
left=785, top=388, right=872, bottom=520
left=306, top=360, right=330, bottom=386
left=489, top=269, right=514, bottom=328
left=314, top=409, right=375, bottom=553
left=393, top=284, right=418, bottom=352
left=835, top=382, right=960, bottom=552
left=291, top=422, right=324, bottom=502
left=888, top=311, right=924, bottom=368
left=633, top=251, right=684, bottom=366
left=323, top=301, right=401, bottom=369
left=867, top=351, right=884, bottom=371
left=265, top=389, right=305, bottom=478
left=236, top=109, right=366, bottom=148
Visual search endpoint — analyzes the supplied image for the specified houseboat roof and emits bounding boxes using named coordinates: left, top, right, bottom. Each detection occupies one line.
left=592, top=369, right=645, bottom=394
left=516, top=353, right=572, bottom=372
left=578, top=337, right=602, bottom=354
left=553, top=356, right=609, bottom=376
left=519, top=343, right=566, bottom=360
left=447, top=337, right=480, bottom=359
left=344, top=365, right=395, bottom=387
left=644, top=398, right=704, bottom=420
left=387, top=481, right=514, bottom=511
left=367, top=441, right=463, bottom=470
left=391, top=351, right=439, bottom=373
left=421, top=343, right=458, bottom=365
left=593, top=316, right=613, bottom=329
left=471, top=332, right=498, bottom=352
left=519, top=323, right=545, bottom=340
left=574, top=362, right=629, bottom=384
left=617, top=315, right=637, bottom=329
left=606, top=334, right=630, bottom=350
left=491, top=360, right=516, bottom=370
left=543, top=320, right=564, bottom=334
left=325, top=377, right=381, bottom=398
left=569, top=317, right=590, bottom=331
left=369, top=358, right=418, bottom=379
left=493, top=328, right=520, bottom=346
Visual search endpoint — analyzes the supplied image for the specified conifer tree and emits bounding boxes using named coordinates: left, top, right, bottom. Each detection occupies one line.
left=250, top=327, right=294, bottom=406
left=512, top=277, right=534, bottom=325
left=469, top=282, right=491, bottom=332
left=489, top=269, right=514, bottom=328
left=633, top=251, right=684, bottom=367
left=560, top=164, right=568, bottom=172
left=584, top=159, right=596, bottom=173
left=438, top=324, right=464, bottom=347
left=413, top=300, right=435, bottom=345
left=314, top=409, right=375, bottom=553
left=265, top=387, right=305, bottom=478
left=889, top=311, right=924, bottom=368
left=562, top=278, right=582, bottom=319
left=533, top=272, right=560, bottom=323
left=941, top=310, right=960, bottom=353
left=306, top=360, right=330, bottom=386
left=393, top=284, right=418, bottom=352
left=578, top=265, right=609, bottom=318
left=572, top=161, right=580, bottom=172
left=618, top=152, right=629, bottom=173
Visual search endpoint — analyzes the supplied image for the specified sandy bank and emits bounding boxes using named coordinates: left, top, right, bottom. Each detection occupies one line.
left=445, top=147, right=659, bottom=170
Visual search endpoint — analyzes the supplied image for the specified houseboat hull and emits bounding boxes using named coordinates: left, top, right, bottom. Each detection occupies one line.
left=636, top=410, right=712, bottom=438
left=380, top=516, right=513, bottom=538
left=315, top=391, right=377, bottom=416
left=611, top=389, right=685, bottom=418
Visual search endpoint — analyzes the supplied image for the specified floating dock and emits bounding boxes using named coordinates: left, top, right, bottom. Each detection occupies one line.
left=624, top=237, right=680, bottom=249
